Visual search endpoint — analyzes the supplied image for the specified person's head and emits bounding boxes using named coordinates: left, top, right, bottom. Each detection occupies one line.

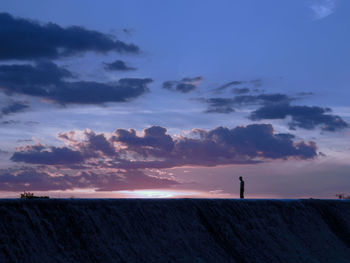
left=239, top=176, right=243, bottom=181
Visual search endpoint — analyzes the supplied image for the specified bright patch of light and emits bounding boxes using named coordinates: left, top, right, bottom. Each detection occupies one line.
left=116, top=189, right=202, bottom=198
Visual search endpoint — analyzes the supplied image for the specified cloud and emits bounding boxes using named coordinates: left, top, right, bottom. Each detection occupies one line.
left=211, top=78, right=263, bottom=94
left=0, top=12, right=139, bottom=61
left=250, top=102, right=348, bottom=131
left=12, top=124, right=317, bottom=169
left=233, top=94, right=291, bottom=105
left=12, top=129, right=121, bottom=165
left=181, top=76, right=203, bottom=82
left=0, top=120, right=38, bottom=126
left=213, top=81, right=245, bottom=93
left=103, top=60, right=136, bottom=71
left=310, top=0, right=336, bottom=20
left=232, top=88, right=250, bottom=94
left=201, top=98, right=235, bottom=113
left=0, top=61, right=152, bottom=104
left=11, top=144, right=85, bottom=165
left=52, top=79, right=152, bottom=104
left=0, top=120, right=20, bottom=125
left=1, top=101, right=29, bottom=116
left=250, top=79, right=263, bottom=87
left=200, top=92, right=347, bottom=132
left=7, top=124, right=318, bottom=191
left=0, top=168, right=177, bottom=191
left=0, top=60, right=73, bottom=86
left=163, top=76, right=203, bottom=93
left=112, top=126, right=175, bottom=158
left=198, top=124, right=317, bottom=160
left=58, top=129, right=116, bottom=156
left=201, top=93, right=291, bottom=113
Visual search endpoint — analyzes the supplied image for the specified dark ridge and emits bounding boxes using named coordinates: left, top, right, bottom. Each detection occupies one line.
left=0, top=199, right=349, bottom=263
left=310, top=201, right=350, bottom=248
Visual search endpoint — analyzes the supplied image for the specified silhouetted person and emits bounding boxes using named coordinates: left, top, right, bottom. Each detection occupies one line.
left=239, top=176, right=244, bottom=199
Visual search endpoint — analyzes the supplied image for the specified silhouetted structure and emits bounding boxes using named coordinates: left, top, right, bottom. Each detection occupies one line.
left=336, top=194, right=350, bottom=199
left=20, top=191, right=49, bottom=199
left=239, top=176, right=244, bottom=199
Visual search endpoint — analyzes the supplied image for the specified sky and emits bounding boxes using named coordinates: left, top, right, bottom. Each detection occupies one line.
left=0, top=0, right=349, bottom=198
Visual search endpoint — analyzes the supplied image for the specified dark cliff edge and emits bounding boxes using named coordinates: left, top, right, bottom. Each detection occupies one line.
left=0, top=199, right=349, bottom=263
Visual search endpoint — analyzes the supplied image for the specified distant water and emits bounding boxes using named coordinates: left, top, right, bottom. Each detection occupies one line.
left=0, top=199, right=349, bottom=262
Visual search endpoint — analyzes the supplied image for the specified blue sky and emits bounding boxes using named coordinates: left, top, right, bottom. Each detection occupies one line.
left=0, top=0, right=349, bottom=198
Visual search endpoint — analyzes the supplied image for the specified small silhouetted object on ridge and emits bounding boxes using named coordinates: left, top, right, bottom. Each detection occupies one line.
left=239, top=176, right=245, bottom=199
left=336, top=194, right=350, bottom=199
left=20, top=191, right=49, bottom=199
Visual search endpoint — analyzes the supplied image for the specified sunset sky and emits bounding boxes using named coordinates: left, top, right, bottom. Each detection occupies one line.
left=0, top=0, right=349, bottom=198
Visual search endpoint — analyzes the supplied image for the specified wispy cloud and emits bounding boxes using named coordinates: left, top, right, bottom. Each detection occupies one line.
left=310, top=0, right=337, bottom=20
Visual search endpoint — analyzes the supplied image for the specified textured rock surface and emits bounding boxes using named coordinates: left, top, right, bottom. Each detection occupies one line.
left=0, top=199, right=349, bottom=262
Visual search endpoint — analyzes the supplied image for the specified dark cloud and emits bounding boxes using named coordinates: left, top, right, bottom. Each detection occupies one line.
left=202, top=93, right=291, bottom=113
left=50, top=78, right=152, bottom=104
left=175, top=83, right=197, bottom=93
left=211, top=79, right=263, bottom=94
left=181, top=76, right=203, bottom=82
left=0, top=168, right=177, bottom=191
left=232, top=87, right=250, bottom=94
left=11, top=144, right=85, bottom=165
left=1, top=101, right=29, bottom=116
left=103, top=60, right=136, bottom=71
left=0, top=61, right=73, bottom=87
left=12, top=124, right=317, bottom=169
left=163, top=76, right=203, bottom=93
left=0, top=12, right=139, bottom=61
left=201, top=90, right=347, bottom=131
left=250, top=102, right=349, bottom=131
left=1, top=120, right=39, bottom=126
left=83, top=131, right=116, bottom=156
left=0, top=120, right=20, bottom=125
left=213, top=81, right=245, bottom=93
left=58, top=129, right=116, bottom=157
left=163, top=81, right=196, bottom=93
left=113, top=124, right=317, bottom=169
left=275, top=133, right=296, bottom=140
left=8, top=129, right=179, bottom=192
left=8, top=124, right=317, bottom=191
left=202, top=98, right=235, bottom=113
left=112, top=126, right=175, bottom=158
left=201, top=124, right=317, bottom=160
left=233, top=94, right=291, bottom=105
left=0, top=61, right=152, bottom=104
